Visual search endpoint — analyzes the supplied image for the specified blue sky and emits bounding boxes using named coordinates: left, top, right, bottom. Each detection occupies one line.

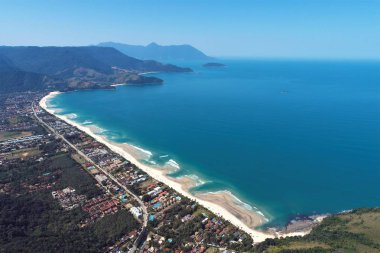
left=1, top=0, right=379, bottom=58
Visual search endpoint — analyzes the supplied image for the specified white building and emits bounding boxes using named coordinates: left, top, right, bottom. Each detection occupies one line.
left=130, top=206, right=142, bottom=218
left=95, top=174, right=107, bottom=183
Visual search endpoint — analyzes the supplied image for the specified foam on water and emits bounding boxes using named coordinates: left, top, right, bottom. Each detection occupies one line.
left=180, top=174, right=209, bottom=187
left=130, top=144, right=153, bottom=157
left=202, top=190, right=269, bottom=221
left=48, top=59, right=380, bottom=226
left=166, top=159, right=180, bottom=170
left=66, top=113, right=78, bottom=119
left=46, top=103, right=63, bottom=114
left=82, top=120, right=93, bottom=125
left=88, top=125, right=106, bottom=134
left=207, top=190, right=255, bottom=211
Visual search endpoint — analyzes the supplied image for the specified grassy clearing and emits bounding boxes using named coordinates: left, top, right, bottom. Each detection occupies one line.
left=344, top=211, right=380, bottom=243
left=138, top=178, right=156, bottom=189
left=192, top=206, right=211, bottom=217
left=0, top=131, right=32, bottom=141
left=7, top=116, right=21, bottom=125
left=265, top=242, right=330, bottom=253
left=71, top=153, right=87, bottom=165
left=4, top=147, right=41, bottom=160
left=205, top=247, right=219, bottom=253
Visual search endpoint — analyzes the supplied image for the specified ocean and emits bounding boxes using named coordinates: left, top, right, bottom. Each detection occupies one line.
left=47, top=59, right=380, bottom=226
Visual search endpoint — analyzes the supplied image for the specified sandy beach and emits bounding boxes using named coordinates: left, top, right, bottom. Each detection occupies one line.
left=196, top=191, right=267, bottom=228
left=39, top=91, right=308, bottom=243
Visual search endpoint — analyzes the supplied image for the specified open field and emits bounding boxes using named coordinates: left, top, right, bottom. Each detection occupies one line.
left=0, top=131, right=32, bottom=141
left=71, top=153, right=87, bottom=165
left=343, top=210, right=380, bottom=243
left=3, top=147, right=41, bottom=160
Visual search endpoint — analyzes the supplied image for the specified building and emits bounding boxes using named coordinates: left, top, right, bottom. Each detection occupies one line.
left=95, top=174, right=108, bottom=183
left=130, top=206, right=142, bottom=218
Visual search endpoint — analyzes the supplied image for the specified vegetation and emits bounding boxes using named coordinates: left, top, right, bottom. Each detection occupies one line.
left=253, top=208, right=380, bottom=253
left=0, top=55, right=47, bottom=93
left=0, top=152, right=101, bottom=197
left=0, top=192, right=139, bottom=253
left=0, top=153, right=139, bottom=253
left=150, top=199, right=255, bottom=251
left=0, top=131, right=32, bottom=141
left=3, top=147, right=41, bottom=160
left=93, top=210, right=139, bottom=245
left=0, top=46, right=192, bottom=93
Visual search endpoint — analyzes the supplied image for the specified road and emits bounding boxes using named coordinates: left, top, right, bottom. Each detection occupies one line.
left=32, top=102, right=148, bottom=252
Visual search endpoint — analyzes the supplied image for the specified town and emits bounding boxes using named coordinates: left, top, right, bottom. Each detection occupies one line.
left=0, top=91, right=255, bottom=253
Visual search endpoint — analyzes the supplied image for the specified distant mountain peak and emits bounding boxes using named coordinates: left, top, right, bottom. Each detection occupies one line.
left=147, top=42, right=159, bottom=47
left=97, top=42, right=213, bottom=62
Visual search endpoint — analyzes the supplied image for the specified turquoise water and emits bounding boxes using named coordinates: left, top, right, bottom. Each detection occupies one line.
left=49, top=59, right=380, bottom=226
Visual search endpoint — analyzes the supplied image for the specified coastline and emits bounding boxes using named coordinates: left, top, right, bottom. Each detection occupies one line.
left=40, top=91, right=308, bottom=242
left=195, top=191, right=266, bottom=228
left=138, top=71, right=159, bottom=75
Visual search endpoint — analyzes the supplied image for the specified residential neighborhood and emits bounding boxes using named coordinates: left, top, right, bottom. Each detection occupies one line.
left=0, top=92, right=254, bottom=253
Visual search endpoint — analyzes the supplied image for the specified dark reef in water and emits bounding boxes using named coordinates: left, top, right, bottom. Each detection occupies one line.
left=203, top=62, right=226, bottom=68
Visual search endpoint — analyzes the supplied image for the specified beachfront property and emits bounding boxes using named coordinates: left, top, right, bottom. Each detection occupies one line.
left=0, top=84, right=262, bottom=253
left=16, top=91, right=274, bottom=251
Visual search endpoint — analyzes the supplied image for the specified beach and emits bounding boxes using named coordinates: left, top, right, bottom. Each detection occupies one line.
left=196, top=191, right=266, bottom=228
left=40, top=91, right=309, bottom=243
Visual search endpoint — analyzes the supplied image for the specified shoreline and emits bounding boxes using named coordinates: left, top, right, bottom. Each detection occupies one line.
left=40, top=91, right=309, bottom=242
left=138, top=71, right=159, bottom=76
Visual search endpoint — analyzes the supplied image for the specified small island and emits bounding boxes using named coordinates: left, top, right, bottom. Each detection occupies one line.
left=202, top=62, right=226, bottom=68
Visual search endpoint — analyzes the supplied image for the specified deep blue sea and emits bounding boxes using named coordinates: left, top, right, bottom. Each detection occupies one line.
left=49, top=59, right=380, bottom=226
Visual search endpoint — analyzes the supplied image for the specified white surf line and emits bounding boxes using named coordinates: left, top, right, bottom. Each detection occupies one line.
left=41, top=91, right=311, bottom=243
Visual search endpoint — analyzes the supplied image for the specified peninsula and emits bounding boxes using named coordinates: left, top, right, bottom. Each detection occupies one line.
left=0, top=46, right=192, bottom=93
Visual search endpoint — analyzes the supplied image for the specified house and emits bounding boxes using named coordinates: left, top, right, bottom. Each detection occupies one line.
left=130, top=206, right=142, bottom=218
left=95, top=174, right=107, bottom=183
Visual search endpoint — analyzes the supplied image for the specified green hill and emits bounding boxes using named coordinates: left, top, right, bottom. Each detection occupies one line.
left=0, top=46, right=192, bottom=93
left=254, top=208, right=380, bottom=253
left=0, top=54, right=51, bottom=93
left=0, top=46, right=191, bottom=75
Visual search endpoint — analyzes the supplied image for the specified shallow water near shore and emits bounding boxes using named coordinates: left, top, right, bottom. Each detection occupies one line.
left=47, top=59, right=380, bottom=227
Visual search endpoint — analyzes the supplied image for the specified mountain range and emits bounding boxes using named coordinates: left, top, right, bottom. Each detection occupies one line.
left=0, top=46, right=192, bottom=93
left=97, top=42, right=213, bottom=62
left=0, top=54, right=48, bottom=93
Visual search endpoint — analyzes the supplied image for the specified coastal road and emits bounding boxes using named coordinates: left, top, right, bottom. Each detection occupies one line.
left=32, top=102, right=148, bottom=252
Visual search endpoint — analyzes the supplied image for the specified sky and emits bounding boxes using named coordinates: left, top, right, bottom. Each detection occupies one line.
left=1, top=0, right=379, bottom=59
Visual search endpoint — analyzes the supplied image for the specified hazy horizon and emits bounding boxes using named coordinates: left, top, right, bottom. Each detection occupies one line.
left=1, top=43, right=380, bottom=61
left=1, top=0, right=380, bottom=59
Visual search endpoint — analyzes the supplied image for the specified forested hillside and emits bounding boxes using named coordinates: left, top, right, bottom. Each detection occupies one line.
left=0, top=46, right=192, bottom=93
left=254, top=208, right=380, bottom=253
